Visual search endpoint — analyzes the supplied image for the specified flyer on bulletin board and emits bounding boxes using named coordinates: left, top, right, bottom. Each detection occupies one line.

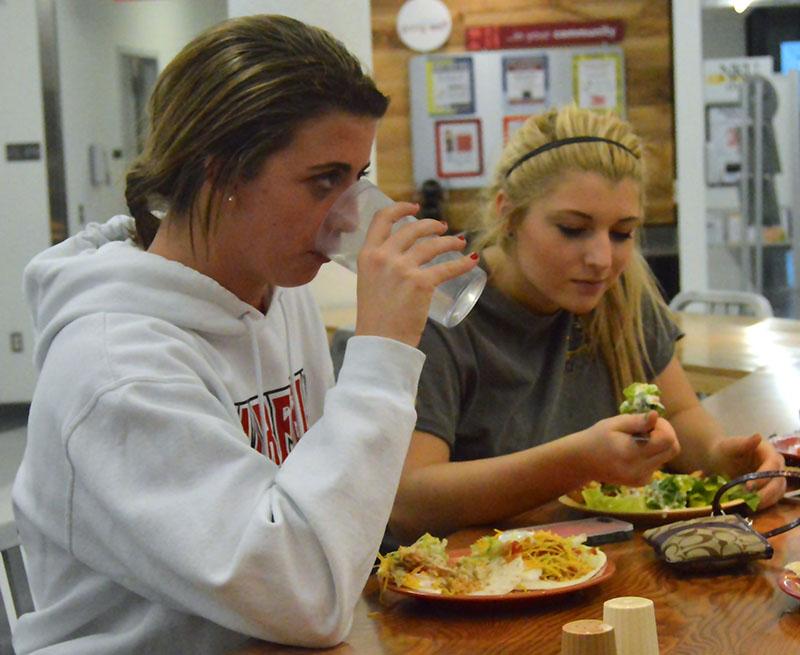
left=502, top=55, right=548, bottom=107
left=503, top=115, right=531, bottom=144
left=572, top=53, right=623, bottom=114
left=706, top=105, right=744, bottom=186
left=435, top=119, right=483, bottom=178
left=426, top=57, right=475, bottom=115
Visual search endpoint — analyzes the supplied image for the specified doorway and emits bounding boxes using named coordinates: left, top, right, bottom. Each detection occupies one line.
left=119, top=53, right=158, bottom=160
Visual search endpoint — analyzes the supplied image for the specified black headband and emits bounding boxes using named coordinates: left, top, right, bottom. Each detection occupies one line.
left=505, top=136, right=639, bottom=179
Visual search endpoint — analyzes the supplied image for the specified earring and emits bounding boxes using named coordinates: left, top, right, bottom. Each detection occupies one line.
left=227, top=195, right=234, bottom=202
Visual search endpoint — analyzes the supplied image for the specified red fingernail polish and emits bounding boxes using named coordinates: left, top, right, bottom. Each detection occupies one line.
left=458, top=234, right=466, bottom=241
left=470, top=252, right=479, bottom=260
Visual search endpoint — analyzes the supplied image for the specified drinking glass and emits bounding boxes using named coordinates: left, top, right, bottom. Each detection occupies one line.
left=315, top=179, right=486, bottom=328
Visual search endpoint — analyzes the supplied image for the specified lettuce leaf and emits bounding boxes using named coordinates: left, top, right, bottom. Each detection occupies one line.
left=619, top=382, right=666, bottom=416
left=581, top=472, right=760, bottom=512
left=581, top=486, right=648, bottom=512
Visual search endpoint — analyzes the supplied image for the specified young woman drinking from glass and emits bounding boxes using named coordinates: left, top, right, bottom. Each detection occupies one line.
left=13, top=14, right=477, bottom=654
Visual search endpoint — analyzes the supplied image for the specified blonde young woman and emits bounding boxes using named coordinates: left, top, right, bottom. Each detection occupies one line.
left=12, top=15, right=477, bottom=654
left=389, top=105, right=785, bottom=544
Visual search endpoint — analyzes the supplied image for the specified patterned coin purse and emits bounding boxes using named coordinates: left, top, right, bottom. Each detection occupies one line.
left=643, top=470, right=800, bottom=571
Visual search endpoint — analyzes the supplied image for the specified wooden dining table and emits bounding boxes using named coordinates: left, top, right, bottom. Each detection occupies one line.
left=240, top=312, right=800, bottom=654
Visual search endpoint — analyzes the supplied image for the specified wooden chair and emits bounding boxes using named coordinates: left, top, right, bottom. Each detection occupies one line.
left=0, top=410, right=32, bottom=631
left=668, top=289, right=774, bottom=319
left=330, top=328, right=354, bottom=380
left=0, top=532, right=22, bottom=630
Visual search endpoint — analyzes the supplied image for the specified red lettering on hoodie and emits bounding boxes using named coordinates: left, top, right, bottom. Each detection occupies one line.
left=235, top=370, right=307, bottom=465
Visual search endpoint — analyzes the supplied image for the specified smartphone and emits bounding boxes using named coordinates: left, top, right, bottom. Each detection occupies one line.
left=782, top=488, right=800, bottom=504
left=518, top=516, right=634, bottom=546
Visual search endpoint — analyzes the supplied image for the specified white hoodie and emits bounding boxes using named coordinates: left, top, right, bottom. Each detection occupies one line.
left=12, top=215, right=424, bottom=654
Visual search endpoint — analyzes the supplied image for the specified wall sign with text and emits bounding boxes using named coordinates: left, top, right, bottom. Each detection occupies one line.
left=466, top=20, right=624, bottom=51
left=573, top=53, right=623, bottom=113
left=396, top=0, right=452, bottom=53
left=435, top=119, right=483, bottom=178
left=409, top=43, right=626, bottom=189
left=5, top=142, right=41, bottom=161
left=502, top=55, right=549, bottom=107
left=425, top=57, right=475, bottom=115
left=503, top=115, right=531, bottom=144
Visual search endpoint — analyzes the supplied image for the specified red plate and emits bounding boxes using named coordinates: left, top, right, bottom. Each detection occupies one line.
left=778, top=571, right=800, bottom=600
left=384, top=555, right=615, bottom=603
left=769, top=434, right=800, bottom=467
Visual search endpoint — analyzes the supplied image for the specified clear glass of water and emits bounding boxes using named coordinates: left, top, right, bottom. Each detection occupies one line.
left=315, top=179, right=486, bottom=328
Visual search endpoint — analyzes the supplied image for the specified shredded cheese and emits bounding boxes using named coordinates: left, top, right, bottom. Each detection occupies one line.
left=510, top=530, right=595, bottom=581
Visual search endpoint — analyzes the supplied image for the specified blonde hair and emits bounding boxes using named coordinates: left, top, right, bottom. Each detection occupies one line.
left=475, top=105, right=670, bottom=397
left=125, top=15, right=388, bottom=249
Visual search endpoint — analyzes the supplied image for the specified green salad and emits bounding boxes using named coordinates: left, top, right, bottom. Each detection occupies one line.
left=581, top=471, right=760, bottom=513
left=584, top=383, right=761, bottom=513
left=619, top=382, right=666, bottom=416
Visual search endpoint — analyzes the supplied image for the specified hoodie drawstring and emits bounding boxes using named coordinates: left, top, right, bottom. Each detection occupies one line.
left=244, top=298, right=305, bottom=462
left=278, top=294, right=305, bottom=441
left=244, top=315, right=270, bottom=455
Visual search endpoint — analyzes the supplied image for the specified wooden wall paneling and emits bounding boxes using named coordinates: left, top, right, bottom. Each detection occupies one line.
left=371, top=0, right=674, bottom=230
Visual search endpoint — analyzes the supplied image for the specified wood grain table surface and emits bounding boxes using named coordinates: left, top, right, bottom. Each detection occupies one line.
left=675, top=313, right=800, bottom=376
left=240, top=497, right=800, bottom=654
left=238, top=312, right=800, bottom=653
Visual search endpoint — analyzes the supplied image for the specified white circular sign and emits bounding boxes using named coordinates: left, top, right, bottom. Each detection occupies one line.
left=396, top=0, right=452, bottom=53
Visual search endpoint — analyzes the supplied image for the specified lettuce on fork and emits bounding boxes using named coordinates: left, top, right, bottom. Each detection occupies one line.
left=619, top=382, right=666, bottom=416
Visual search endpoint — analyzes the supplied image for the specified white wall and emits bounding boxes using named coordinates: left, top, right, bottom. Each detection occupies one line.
left=0, top=0, right=226, bottom=404
left=228, top=0, right=374, bottom=317
left=228, top=0, right=373, bottom=71
left=56, top=0, right=227, bottom=236
left=702, top=9, right=747, bottom=59
left=0, top=0, right=52, bottom=403
left=673, top=0, right=710, bottom=292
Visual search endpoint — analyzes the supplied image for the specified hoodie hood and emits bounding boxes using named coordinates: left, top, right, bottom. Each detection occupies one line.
left=24, top=215, right=265, bottom=370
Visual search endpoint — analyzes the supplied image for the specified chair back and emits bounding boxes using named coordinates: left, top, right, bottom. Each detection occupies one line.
left=668, top=289, right=774, bottom=319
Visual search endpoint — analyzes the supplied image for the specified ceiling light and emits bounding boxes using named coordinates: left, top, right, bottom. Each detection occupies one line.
left=733, top=0, right=753, bottom=13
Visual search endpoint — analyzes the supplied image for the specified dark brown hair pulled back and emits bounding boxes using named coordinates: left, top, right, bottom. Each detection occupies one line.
left=125, top=14, right=389, bottom=248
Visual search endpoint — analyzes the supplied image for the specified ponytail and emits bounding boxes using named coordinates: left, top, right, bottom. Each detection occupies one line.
left=125, top=166, right=161, bottom=249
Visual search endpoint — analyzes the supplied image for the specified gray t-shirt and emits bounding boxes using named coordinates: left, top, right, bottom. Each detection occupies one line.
left=415, top=281, right=681, bottom=461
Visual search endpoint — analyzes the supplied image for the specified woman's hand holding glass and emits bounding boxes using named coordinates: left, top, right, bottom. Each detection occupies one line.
left=354, top=201, right=478, bottom=347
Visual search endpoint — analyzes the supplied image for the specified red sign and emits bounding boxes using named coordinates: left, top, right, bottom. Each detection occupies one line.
left=466, top=20, right=624, bottom=51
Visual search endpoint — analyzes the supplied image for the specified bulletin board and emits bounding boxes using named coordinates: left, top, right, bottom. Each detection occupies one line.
left=408, top=45, right=626, bottom=189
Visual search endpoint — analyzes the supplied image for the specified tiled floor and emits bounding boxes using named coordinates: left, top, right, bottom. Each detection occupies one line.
left=0, top=405, right=29, bottom=655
